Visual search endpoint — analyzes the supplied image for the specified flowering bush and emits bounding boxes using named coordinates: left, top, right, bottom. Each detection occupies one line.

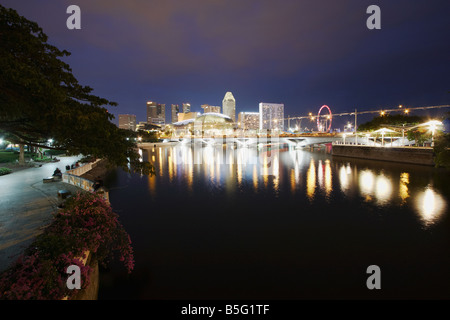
left=0, top=192, right=134, bottom=300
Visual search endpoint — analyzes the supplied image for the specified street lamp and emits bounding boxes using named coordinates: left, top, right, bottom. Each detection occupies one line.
left=424, top=120, right=442, bottom=147
left=346, top=122, right=352, bottom=132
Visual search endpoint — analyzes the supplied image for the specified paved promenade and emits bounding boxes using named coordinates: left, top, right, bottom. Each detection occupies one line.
left=0, top=156, right=83, bottom=273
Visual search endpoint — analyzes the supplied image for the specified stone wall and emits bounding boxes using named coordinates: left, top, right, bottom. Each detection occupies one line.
left=332, top=145, right=435, bottom=166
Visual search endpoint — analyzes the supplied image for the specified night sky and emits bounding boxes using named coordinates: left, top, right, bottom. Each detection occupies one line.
left=2, top=0, right=449, bottom=127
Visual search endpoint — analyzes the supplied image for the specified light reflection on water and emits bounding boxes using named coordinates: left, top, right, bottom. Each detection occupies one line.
left=142, top=145, right=447, bottom=228
left=416, top=186, right=447, bottom=227
left=100, top=144, right=450, bottom=300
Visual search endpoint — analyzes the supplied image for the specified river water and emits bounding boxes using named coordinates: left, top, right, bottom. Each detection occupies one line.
left=99, top=144, right=450, bottom=299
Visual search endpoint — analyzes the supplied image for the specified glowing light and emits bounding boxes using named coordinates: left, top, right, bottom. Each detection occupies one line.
left=339, top=164, right=351, bottom=192
left=404, top=109, right=409, bottom=114
left=290, top=169, right=296, bottom=194
left=359, top=170, right=375, bottom=197
left=375, top=174, right=392, bottom=205
left=317, top=160, right=323, bottom=189
left=324, top=160, right=332, bottom=197
left=253, top=165, right=258, bottom=191
left=416, top=186, right=446, bottom=227
left=399, top=172, right=409, bottom=203
left=306, top=159, right=316, bottom=201
left=380, top=111, right=385, bottom=116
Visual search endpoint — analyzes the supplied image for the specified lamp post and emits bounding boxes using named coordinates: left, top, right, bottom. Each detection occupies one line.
left=430, top=122, right=437, bottom=147
left=419, top=120, right=442, bottom=147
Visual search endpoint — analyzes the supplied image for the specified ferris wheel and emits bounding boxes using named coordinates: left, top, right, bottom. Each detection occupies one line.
left=317, top=105, right=332, bottom=132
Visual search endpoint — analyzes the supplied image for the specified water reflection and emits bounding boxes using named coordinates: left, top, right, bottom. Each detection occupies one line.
left=399, top=172, right=410, bottom=203
left=416, top=186, right=447, bottom=227
left=375, top=174, right=392, bottom=205
left=359, top=170, right=375, bottom=201
left=339, top=164, right=351, bottom=193
left=141, top=145, right=447, bottom=227
left=324, top=160, right=332, bottom=198
left=306, top=159, right=316, bottom=201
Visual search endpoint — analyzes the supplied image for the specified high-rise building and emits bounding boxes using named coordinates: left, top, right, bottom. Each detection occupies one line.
left=171, top=104, right=180, bottom=124
left=182, top=103, right=191, bottom=113
left=238, top=112, right=259, bottom=130
left=201, top=104, right=221, bottom=114
left=222, top=92, right=236, bottom=122
left=259, top=103, right=284, bottom=131
left=147, top=101, right=165, bottom=126
left=118, top=114, right=136, bottom=131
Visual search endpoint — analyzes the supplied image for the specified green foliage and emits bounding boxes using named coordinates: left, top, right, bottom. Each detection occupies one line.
left=0, top=5, right=153, bottom=175
left=44, top=149, right=66, bottom=156
left=358, top=114, right=424, bottom=132
left=32, top=155, right=51, bottom=162
left=137, top=130, right=159, bottom=142
left=0, top=151, right=17, bottom=163
left=433, top=133, right=450, bottom=168
left=406, top=129, right=431, bottom=144
left=0, top=167, right=12, bottom=175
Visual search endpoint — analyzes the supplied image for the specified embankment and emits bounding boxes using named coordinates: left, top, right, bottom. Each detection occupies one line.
left=332, top=145, right=435, bottom=166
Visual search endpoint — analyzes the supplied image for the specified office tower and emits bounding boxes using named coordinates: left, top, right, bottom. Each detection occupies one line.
left=238, top=112, right=259, bottom=130
left=259, top=103, right=284, bottom=131
left=171, top=104, right=180, bottom=124
left=222, top=92, right=236, bottom=122
left=201, top=104, right=221, bottom=114
left=147, top=101, right=165, bottom=125
left=182, top=103, right=191, bottom=113
left=118, top=114, right=136, bottom=131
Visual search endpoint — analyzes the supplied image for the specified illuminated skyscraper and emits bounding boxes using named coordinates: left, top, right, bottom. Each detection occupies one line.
left=222, top=92, right=236, bottom=122
left=259, top=103, right=284, bottom=131
left=182, top=103, right=191, bottom=113
left=147, top=101, right=165, bottom=126
left=118, top=114, right=136, bottom=131
left=171, top=104, right=180, bottom=124
left=238, top=112, right=259, bottom=130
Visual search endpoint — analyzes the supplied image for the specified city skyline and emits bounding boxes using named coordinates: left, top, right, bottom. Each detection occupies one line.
left=1, top=0, right=448, bottom=126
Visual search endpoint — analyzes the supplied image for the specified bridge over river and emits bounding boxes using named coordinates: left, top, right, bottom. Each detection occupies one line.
left=142, top=134, right=343, bottom=149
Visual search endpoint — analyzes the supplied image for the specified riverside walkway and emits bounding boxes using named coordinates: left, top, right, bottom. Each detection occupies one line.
left=0, top=156, right=82, bottom=273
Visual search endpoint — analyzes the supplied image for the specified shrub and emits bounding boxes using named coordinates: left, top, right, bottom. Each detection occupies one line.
left=0, top=192, right=134, bottom=300
left=0, top=168, right=12, bottom=176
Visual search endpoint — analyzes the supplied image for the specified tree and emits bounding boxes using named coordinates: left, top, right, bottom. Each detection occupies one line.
left=0, top=5, right=152, bottom=174
left=357, top=114, right=424, bottom=132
